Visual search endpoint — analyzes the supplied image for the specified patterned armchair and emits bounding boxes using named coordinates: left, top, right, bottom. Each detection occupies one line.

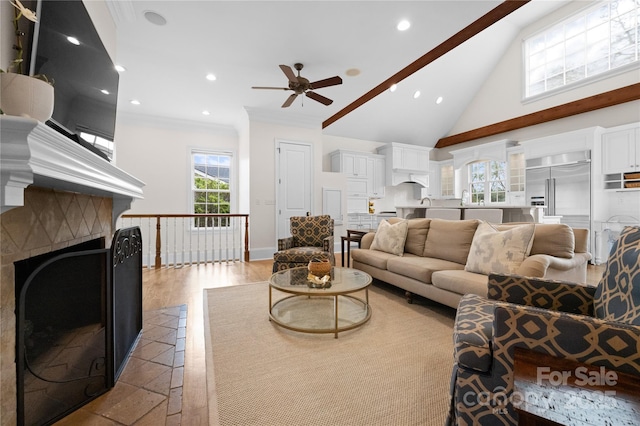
left=447, top=226, right=640, bottom=425
left=272, top=215, right=335, bottom=273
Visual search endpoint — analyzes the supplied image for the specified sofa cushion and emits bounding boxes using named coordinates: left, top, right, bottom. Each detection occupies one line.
left=350, top=247, right=396, bottom=270
left=453, top=294, right=495, bottom=372
left=432, top=270, right=489, bottom=297
left=370, top=219, right=409, bottom=256
left=594, top=226, right=640, bottom=325
left=386, top=255, right=464, bottom=283
left=423, top=219, right=479, bottom=264
left=465, top=222, right=535, bottom=275
left=530, top=223, right=575, bottom=259
left=389, top=217, right=430, bottom=256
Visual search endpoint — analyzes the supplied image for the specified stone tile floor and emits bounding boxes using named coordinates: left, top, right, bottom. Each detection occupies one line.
left=55, top=305, right=187, bottom=426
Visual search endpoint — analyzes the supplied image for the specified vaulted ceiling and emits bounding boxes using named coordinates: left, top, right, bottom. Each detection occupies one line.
left=111, top=1, right=567, bottom=148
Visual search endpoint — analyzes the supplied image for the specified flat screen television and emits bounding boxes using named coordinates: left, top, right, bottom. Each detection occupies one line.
left=27, top=0, right=119, bottom=160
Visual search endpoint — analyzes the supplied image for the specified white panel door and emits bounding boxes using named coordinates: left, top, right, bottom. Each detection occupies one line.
left=276, top=140, right=313, bottom=240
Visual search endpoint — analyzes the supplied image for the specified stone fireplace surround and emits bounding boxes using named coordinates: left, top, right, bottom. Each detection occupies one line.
left=0, top=116, right=144, bottom=425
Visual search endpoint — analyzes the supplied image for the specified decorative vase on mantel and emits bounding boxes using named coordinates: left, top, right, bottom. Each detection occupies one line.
left=0, top=73, right=54, bottom=123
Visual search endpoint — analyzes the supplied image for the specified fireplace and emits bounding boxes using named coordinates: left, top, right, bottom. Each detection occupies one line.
left=14, top=228, right=142, bottom=426
left=1, top=116, right=145, bottom=425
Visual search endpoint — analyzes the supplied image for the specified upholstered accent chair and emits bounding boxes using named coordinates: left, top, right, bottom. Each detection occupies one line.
left=447, top=225, right=640, bottom=425
left=272, top=215, right=335, bottom=273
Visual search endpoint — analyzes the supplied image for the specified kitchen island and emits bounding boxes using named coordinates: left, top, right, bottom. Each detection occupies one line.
left=394, top=205, right=547, bottom=223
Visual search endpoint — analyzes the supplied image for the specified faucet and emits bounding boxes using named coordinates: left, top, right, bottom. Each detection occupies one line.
left=420, top=197, right=432, bottom=206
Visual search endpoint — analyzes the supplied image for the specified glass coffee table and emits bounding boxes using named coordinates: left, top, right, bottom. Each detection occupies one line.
left=269, top=266, right=372, bottom=338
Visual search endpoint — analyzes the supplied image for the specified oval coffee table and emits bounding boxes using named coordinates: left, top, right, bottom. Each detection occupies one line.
left=269, top=266, right=372, bottom=338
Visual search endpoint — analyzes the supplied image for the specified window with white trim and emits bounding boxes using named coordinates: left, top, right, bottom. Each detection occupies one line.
left=524, top=0, right=639, bottom=98
left=192, top=150, right=231, bottom=228
left=468, top=160, right=507, bottom=204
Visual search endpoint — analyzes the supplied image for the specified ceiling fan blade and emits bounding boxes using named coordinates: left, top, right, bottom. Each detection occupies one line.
left=306, top=91, right=333, bottom=106
left=252, top=86, right=290, bottom=90
left=282, top=93, right=298, bottom=108
left=309, top=76, right=342, bottom=90
left=279, top=65, right=299, bottom=84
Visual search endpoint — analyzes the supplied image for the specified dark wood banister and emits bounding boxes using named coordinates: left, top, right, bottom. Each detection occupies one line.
left=121, top=213, right=250, bottom=267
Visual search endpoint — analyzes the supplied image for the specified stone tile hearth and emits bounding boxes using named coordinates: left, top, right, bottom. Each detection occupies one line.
left=54, top=305, right=187, bottom=426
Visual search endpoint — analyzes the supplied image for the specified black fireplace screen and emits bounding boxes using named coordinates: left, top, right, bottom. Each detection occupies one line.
left=14, top=227, right=142, bottom=426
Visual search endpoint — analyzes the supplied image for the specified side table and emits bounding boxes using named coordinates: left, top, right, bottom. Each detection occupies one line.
left=341, top=228, right=375, bottom=267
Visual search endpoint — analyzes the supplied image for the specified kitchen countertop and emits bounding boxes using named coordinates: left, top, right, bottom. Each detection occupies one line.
left=394, top=205, right=544, bottom=209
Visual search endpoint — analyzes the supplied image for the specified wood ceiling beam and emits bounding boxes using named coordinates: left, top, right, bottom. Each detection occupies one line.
left=322, top=0, right=531, bottom=130
left=435, top=83, right=640, bottom=148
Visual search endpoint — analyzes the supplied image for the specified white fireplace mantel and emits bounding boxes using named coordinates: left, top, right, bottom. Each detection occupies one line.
left=0, top=116, right=144, bottom=221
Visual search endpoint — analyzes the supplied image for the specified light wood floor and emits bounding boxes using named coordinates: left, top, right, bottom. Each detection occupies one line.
left=142, top=256, right=605, bottom=425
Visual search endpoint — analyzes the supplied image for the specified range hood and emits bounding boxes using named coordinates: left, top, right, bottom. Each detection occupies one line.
left=390, top=171, right=429, bottom=187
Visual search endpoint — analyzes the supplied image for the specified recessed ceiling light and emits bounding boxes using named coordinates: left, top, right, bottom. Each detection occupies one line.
left=413, top=90, right=421, bottom=99
left=397, top=20, right=411, bottom=31
left=130, top=100, right=141, bottom=105
left=202, top=110, right=210, bottom=116
left=206, top=73, right=217, bottom=81
left=436, top=96, right=444, bottom=104
left=115, top=65, right=126, bottom=72
left=144, top=10, right=167, bottom=26
left=345, top=68, right=360, bottom=77
left=101, top=89, right=110, bottom=95
left=389, top=84, right=397, bottom=92
left=67, top=36, right=80, bottom=45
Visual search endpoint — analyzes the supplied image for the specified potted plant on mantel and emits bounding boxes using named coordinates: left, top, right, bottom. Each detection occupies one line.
left=0, top=0, right=54, bottom=122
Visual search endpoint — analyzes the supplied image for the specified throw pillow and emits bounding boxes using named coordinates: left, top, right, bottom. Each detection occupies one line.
left=465, top=221, right=535, bottom=275
left=370, top=219, right=409, bottom=256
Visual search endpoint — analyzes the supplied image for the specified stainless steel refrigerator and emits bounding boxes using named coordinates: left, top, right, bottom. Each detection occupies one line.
left=525, top=151, right=591, bottom=232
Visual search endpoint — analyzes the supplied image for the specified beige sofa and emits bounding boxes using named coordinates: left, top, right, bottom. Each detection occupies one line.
left=351, top=218, right=591, bottom=309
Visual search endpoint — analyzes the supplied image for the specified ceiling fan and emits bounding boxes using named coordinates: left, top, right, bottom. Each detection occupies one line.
left=252, top=63, right=342, bottom=108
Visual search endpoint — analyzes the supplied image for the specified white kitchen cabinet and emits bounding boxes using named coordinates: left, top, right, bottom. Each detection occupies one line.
left=602, top=123, right=640, bottom=191
left=347, top=213, right=375, bottom=229
left=377, top=142, right=431, bottom=173
left=367, top=155, right=386, bottom=198
left=508, top=149, right=525, bottom=193
left=346, top=178, right=368, bottom=197
left=331, top=150, right=386, bottom=213
left=602, top=125, right=640, bottom=174
left=330, top=150, right=369, bottom=177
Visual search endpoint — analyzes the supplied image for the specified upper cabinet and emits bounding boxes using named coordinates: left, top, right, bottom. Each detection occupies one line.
left=602, top=123, right=640, bottom=190
left=330, top=150, right=369, bottom=177
left=367, top=156, right=386, bottom=198
left=330, top=149, right=386, bottom=200
left=377, top=142, right=431, bottom=173
left=376, top=143, right=431, bottom=187
left=602, top=124, right=640, bottom=174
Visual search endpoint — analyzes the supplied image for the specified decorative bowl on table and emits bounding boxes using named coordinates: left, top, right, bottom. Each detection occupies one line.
left=308, top=259, right=331, bottom=277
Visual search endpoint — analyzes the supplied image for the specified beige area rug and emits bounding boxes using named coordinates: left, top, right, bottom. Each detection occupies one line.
left=204, top=281, right=456, bottom=426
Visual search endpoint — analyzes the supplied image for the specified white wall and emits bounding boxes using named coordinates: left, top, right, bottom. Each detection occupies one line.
left=114, top=114, right=239, bottom=214
left=450, top=1, right=640, bottom=137
left=247, top=119, right=323, bottom=260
